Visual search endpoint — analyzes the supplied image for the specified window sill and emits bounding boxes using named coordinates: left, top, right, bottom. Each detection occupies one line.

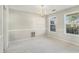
left=65, top=33, right=79, bottom=37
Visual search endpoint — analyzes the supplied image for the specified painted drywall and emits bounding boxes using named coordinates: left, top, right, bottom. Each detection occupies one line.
left=46, top=6, right=79, bottom=45
left=9, top=9, right=46, bottom=41
left=0, top=6, right=3, bottom=52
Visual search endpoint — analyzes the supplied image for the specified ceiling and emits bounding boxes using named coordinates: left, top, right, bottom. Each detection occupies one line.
left=8, top=5, right=76, bottom=15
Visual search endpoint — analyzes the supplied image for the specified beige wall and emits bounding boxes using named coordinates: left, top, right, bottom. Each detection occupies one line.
left=9, top=9, right=46, bottom=41
left=46, top=6, right=79, bottom=45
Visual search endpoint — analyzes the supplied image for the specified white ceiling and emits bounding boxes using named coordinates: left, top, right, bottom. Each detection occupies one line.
left=8, top=5, right=76, bottom=15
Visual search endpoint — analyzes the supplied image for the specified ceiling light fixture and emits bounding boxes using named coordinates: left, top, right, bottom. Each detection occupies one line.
left=41, top=5, right=47, bottom=16
left=52, top=9, right=56, bottom=12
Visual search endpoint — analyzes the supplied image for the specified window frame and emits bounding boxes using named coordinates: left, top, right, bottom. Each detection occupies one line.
left=64, top=11, right=79, bottom=37
left=49, top=15, right=56, bottom=32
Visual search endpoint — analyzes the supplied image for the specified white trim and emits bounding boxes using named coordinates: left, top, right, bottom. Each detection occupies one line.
left=8, top=28, right=45, bottom=32
left=5, top=6, right=9, bottom=49
left=64, top=11, right=79, bottom=37
left=8, top=29, right=32, bottom=32
left=48, top=15, right=56, bottom=32
left=2, top=5, right=3, bottom=52
left=3, top=6, right=9, bottom=52
left=65, top=11, right=79, bottom=16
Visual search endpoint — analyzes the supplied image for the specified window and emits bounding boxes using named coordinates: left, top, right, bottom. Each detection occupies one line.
left=50, top=16, right=56, bottom=32
left=65, top=12, right=79, bottom=35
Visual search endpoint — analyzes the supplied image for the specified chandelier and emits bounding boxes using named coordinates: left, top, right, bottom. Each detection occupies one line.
left=41, top=5, right=47, bottom=16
